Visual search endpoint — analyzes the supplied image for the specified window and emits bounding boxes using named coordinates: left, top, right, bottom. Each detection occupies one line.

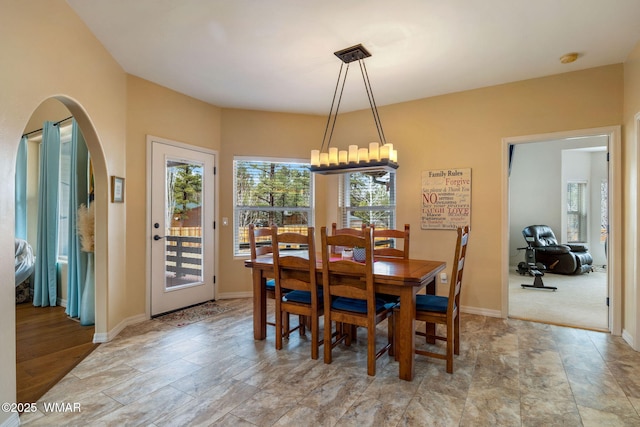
left=233, top=157, right=313, bottom=256
left=567, top=181, right=587, bottom=243
left=600, top=179, right=608, bottom=244
left=57, top=126, right=73, bottom=259
left=340, top=170, right=396, bottom=230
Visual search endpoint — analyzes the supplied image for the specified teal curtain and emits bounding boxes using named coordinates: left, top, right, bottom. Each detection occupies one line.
left=66, top=120, right=89, bottom=319
left=15, top=136, right=28, bottom=240
left=33, top=122, right=60, bottom=307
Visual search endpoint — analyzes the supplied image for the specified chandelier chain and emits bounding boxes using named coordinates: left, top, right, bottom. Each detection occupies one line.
left=360, top=60, right=387, bottom=146
left=320, top=62, right=349, bottom=153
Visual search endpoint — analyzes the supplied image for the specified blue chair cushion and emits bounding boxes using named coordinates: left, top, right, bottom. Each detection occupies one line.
left=415, top=294, right=448, bottom=313
left=265, top=279, right=276, bottom=291
left=332, top=297, right=395, bottom=313
left=283, top=289, right=324, bottom=304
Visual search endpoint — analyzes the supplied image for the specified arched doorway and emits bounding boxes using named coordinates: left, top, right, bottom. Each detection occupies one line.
left=14, top=96, right=109, bottom=403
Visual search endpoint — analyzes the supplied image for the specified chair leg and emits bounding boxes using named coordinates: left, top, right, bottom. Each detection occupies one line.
left=350, top=325, right=358, bottom=343
left=454, top=314, right=460, bottom=355
left=446, top=320, right=454, bottom=374
left=344, top=323, right=352, bottom=346
left=275, top=301, right=283, bottom=350
left=324, top=318, right=333, bottom=365
left=388, top=314, right=395, bottom=358
left=425, top=321, right=436, bottom=344
left=283, top=312, right=290, bottom=338
left=311, top=315, right=319, bottom=360
left=299, top=315, right=306, bottom=336
left=367, top=325, right=376, bottom=376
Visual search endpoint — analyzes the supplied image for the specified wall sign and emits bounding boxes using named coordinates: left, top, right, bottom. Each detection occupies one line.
left=421, top=168, right=471, bottom=230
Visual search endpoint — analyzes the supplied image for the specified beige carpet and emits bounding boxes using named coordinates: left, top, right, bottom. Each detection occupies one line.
left=508, top=267, right=608, bottom=331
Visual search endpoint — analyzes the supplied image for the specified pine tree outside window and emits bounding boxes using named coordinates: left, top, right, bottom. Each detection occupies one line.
left=340, top=170, right=396, bottom=231
left=233, top=157, right=313, bottom=256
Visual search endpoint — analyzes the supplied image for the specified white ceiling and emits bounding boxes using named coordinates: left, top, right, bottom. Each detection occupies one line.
left=67, top=0, right=640, bottom=115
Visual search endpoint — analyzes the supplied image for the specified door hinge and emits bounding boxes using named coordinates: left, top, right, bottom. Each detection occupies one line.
left=607, top=152, right=610, bottom=162
left=606, top=297, right=610, bottom=306
left=214, top=166, right=217, bottom=175
left=213, top=275, right=216, bottom=284
left=213, top=221, right=216, bottom=229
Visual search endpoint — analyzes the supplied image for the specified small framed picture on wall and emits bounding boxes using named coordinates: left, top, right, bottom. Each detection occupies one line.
left=111, top=176, right=125, bottom=203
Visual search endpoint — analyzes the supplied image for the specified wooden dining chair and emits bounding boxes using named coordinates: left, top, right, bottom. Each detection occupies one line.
left=330, top=222, right=366, bottom=255
left=320, top=226, right=395, bottom=376
left=400, top=225, right=469, bottom=373
left=271, top=226, right=323, bottom=359
left=249, top=223, right=274, bottom=291
left=249, top=223, right=283, bottom=331
left=371, top=224, right=410, bottom=259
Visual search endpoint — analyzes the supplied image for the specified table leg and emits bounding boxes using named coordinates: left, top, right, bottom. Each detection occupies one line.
left=253, top=268, right=267, bottom=340
left=397, top=288, right=416, bottom=381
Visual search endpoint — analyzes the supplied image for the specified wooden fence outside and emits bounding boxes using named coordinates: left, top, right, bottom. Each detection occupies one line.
left=166, top=227, right=202, bottom=278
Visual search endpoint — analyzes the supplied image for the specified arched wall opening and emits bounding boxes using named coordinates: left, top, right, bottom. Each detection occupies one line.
left=15, top=95, right=109, bottom=339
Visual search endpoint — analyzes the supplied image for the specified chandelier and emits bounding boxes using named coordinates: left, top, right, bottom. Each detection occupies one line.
left=310, top=44, right=398, bottom=174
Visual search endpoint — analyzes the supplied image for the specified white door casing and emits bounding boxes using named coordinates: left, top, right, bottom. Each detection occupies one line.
left=148, top=137, right=216, bottom=316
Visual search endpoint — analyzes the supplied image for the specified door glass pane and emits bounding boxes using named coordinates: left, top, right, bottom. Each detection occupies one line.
left=165, top=159, right=203, bottom=289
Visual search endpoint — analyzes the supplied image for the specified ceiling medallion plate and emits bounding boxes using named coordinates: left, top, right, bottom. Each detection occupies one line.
left=334, top=44, right=371, bottom=64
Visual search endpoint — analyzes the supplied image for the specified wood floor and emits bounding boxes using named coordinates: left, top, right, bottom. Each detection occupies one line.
left=16, top=302, right=97, bottom=404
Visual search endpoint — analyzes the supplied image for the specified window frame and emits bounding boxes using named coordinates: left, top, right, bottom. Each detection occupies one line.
left=339, top=170, right=397, bottom=230
left=233, top=156, right=314, bottom=257
left=57, top=125, right=73, bottom=261
left=566, top=180, right=588, bottom=243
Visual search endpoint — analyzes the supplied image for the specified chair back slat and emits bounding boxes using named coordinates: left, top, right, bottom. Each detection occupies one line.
left=271, top=227, right=316, bottom=291
left=330, top=222, right=367, bottom=254
left=331, top=222, right=366, bottom=237
left=321, top=227, right=374, bottom=302
left=372, top=224, right=410, bottom=259
left=249, top=223, right=273, bottom=258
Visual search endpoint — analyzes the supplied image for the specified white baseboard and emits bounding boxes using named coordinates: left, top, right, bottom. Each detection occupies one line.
left=217, top=291, right=252, bottom=299
left=57, top=298, right=67, bottom=308
left=461, top=305, right=502, bottom=318
left=93, top=313, right=148, bottom=343
left=213, top=295, right=503, bottom=320
left=0, top=413, right=20, bottom=427
left=622, top=328, right=635, bottom=350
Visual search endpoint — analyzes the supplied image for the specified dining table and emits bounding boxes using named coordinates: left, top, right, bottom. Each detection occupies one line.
left=245, top=253, right=446, bottom=381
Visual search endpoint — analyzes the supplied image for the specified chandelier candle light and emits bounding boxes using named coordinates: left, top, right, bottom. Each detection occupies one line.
left=310, top=44, right=398, bottom=174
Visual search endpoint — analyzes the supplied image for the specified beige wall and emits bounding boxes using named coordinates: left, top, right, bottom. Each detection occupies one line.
left=218, top=109, right=325, bottom=295
left=623, top=41, right=640, bottom=344
left=219, top=65, right=623, bottom=315
left=356, top=65, right=621, bottom=313
left=126, top=75, right=222, bottom=316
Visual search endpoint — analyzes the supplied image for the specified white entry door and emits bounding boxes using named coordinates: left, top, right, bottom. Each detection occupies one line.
left=150, top=139, right=216, bottom=316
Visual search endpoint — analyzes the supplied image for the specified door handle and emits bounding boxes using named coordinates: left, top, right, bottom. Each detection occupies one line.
left=153, top=235, right=166, bottom=241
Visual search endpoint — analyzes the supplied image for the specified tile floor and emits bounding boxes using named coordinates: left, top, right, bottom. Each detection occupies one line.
left=19, top=298, right=640, bottom=426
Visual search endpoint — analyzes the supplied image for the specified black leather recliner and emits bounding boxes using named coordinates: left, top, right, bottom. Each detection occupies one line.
left=522, top=225, right=593, bottom=275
